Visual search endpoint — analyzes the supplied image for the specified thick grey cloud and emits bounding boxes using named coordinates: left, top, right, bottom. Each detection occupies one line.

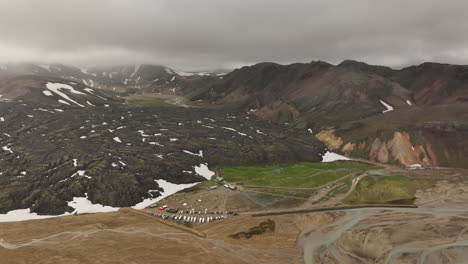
left=0, top=0, right=467, bottom=70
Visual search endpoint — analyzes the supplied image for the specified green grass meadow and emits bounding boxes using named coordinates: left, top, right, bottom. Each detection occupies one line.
left=344, top=175, right=436, bottom=204
left=219, top=161, right=372, bottom=188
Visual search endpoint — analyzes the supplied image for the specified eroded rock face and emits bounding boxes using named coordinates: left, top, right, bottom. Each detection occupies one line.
left=387, top=132, right=432, bottom=166
left=315, top=128, right=440, bottom=167
left=255, top=99, right=301, bottom=124
left=369, top=138, right=389, bottom=164
left=315, top=128, right=343, bottom=150
left=341, top=142, right=355, bottom=155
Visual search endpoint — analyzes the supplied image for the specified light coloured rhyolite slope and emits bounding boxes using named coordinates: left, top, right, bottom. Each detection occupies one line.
left=319, top=129, right=440, bottom=167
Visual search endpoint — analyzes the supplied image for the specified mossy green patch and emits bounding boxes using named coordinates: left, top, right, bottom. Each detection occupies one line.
left=219, top=161, right=372, bottom=188
left=86, top=160, right=107, bottom=175
left=344, top=175, right=436, bottom=204
left=230, top=219, right=275, bottom=239
left=278, top=109, right=293, bottom=123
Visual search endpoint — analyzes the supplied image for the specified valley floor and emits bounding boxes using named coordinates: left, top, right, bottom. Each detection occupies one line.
left=0, top=162, right=467, bottom=264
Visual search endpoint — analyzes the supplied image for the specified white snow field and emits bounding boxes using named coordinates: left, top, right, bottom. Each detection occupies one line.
left=0, top=208, right=62, bottom=222
left=321, top=151, right=351, bottom=162
left=132, top=179, right=199, bottom=209
left=67, top=194, right=119, bottom=214
left=46, top=82, right=85, bottom=107
left=194, top=163, right=215, bottom=179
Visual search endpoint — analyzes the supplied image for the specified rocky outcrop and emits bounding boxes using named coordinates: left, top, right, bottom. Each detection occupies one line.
left=357, top=132, right=437, bottom=166
left=387, top=132, right=436, bottom=166
left=341, top=142, right=355, bottom=155
left=369, top=138, right=389, bottom=164
left=315, top=129, right=343, bottom=150
left=255, top=99, right=301, bottom=124
left=315, top=129, right=440, bottom=167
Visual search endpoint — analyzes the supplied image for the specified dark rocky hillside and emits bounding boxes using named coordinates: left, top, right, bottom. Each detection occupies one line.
left=0, top=80, right=325, bottom=214
left=338, top=60, right=396, bottom=77
left=2, top=60, right=468, bottom=169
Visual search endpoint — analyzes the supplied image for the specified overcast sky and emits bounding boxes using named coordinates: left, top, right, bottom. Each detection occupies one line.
left=0, top=0, right=467, bottom=70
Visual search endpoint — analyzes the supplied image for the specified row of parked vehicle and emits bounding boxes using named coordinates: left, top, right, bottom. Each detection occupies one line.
left=155, top=205, right=239, bottom=216
left=179, top=209, right=238, bottom=215
left=146, top=211, right=231, bottom=224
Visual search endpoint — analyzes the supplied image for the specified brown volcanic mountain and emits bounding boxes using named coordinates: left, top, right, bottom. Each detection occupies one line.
left=184, top=60, right=468, bottom=168
left=391, top=63, right=468, bottom=105
left=191, top=61, right=412, bottom=122
left=339, top=60, right=468, bottom=105
left=2, top=60, right=468, bottom=168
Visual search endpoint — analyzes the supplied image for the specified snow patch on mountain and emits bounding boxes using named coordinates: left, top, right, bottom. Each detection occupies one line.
left=130, top=64, right=141, bottom=78
left=68, top=194, right=119, bottom=214
left=42, top=90, right=53, bottom=96
left=379, top=100, right=394, bottom=113
left=0, top=208, right=63, bottom=222
left=183, top=150, right=203, bottom=157
left=132, top=179, right=199, bottom=209
left=46, top=82, right=85, bottom=107
left=194, top=163, right=215, bottom=180
left=321, top=151, right=351, bottom=162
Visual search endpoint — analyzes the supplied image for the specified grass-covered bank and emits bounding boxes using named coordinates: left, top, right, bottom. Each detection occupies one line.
left=344, top=175, right=437, bottom=204
left=219, top=161, right=373, bottom=188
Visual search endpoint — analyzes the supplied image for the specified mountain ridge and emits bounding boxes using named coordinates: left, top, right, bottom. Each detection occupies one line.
left=1, top=60, right=468, bottom=169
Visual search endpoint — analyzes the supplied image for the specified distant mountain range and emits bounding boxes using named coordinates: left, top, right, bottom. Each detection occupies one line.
left=0, top=63, right=226, bottom=94
left=1, top=60, right=467, bottom=169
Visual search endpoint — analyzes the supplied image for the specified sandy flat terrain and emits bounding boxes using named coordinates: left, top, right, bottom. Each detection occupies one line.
left=0, top=208, right=304, bottom=264
left=1, top=168, right=467, bottom=264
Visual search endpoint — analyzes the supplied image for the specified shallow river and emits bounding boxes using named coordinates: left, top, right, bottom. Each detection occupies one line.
left=301, top=206, right=468, bottom=264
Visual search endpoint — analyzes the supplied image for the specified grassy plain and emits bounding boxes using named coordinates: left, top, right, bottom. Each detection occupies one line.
left=344, top=175, right=436, bottom=204
left=219, top=161, right=372, bottom=188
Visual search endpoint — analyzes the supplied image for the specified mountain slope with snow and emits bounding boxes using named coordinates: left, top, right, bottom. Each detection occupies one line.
left=0, top=75, right=121, bottom=107
left=0, top=98, right=325, bottom=216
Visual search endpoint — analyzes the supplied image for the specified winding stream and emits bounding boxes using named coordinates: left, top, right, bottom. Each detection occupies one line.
left=301, top=206, right=468, bottom=264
